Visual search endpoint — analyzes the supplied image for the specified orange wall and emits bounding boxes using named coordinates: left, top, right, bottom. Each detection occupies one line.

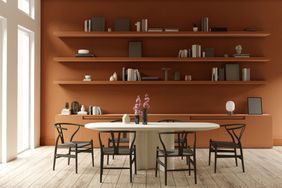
left=41, top=0, right=282, bottom=145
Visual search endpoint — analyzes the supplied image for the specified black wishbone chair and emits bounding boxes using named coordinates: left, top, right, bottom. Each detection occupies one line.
left=99, top=130, right=137, bottom=183
left=155, top=131, right=197, bottom=186
left=53, top=123, right=94, bottom=174
left=209, top=124, right=246, bottom=173
left=106, top=119, right=129, bottom=165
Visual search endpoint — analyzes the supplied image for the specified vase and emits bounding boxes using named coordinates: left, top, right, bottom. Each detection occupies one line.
left=135, top=115, right=140, bottom=124
left=142, top=108, right=148, bottom=125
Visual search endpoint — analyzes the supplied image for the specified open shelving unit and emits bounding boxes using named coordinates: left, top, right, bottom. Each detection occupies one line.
left=54, top=31, right=271, bottom=38
left=54, top=80, right=267, bottom=85
left=54, top=57, right=270, bottom=63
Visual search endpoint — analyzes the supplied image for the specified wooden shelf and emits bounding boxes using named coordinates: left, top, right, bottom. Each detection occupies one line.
left=54, top=57, right=270, bottom=63
left=54, top=31, right=271, bottom=38
left=54, top=81, right=266, bottom=85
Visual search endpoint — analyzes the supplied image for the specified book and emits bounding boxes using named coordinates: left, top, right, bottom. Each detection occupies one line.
left=164, top=28, right=179, bottom=32
left=192, top=44, right=201, bottom=58
left=234, top=54, right=250, bottom=58
left=148, top=28, right=163, bottom=32
left=75, top=54, right=95, bottom=57
left=141, top=76, right=160, bottom=81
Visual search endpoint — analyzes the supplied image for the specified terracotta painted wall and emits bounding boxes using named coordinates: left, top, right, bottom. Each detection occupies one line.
left=41, top=0, right=282, bottom=145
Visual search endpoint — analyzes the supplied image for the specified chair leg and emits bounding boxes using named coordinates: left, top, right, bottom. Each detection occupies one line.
left=188, top=157, right=191, bottom=176
left=155, top=150, right=158, bottom=177
left=214, top=147, right=217, bottom=173
left=193, top=155, right=197, bottom=184
left=91, top=141, right=94, bottom=167
left=100, top=152, right=104, bottom=183
left=134, top=147, right=137, bottom=175
left=53, top=145, right=57, bottom=171
left=240, top=147, right=245, bottom=173
left=164, top=156, right=168, bottom=186
left=75, top=146, right=78, bottom=174
left=68, top=147, right=71, bottom=165
left=129, top=155, right=133, bottom=183
left=107, top=155, right=109, bottom=165
left=234, top=148, right=238, bottom=167
left=208, top=141, right=212, bottom=166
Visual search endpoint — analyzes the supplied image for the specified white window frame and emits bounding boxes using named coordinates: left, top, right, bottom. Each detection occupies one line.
left=18, top=0, right=35, bottom=19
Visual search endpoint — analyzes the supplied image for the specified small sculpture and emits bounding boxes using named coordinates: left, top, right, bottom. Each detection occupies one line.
left=109, top=72, right=118, bottom=81
left=226, top=101, right=235, bottom=115
left=71, top=101, right=80, bottom=114
left=193, top=24, right=198, bottom=32
left=83, top=75, right=92, bottom=81
left=135, top=21, right=141, bottom=32
left=235, top=45, right=242, bottom=55
left=61, top=102, right=71, bottom=115
left=122, top=114, right=131, bottom=124
left=77, top=105, right=87, bottom=115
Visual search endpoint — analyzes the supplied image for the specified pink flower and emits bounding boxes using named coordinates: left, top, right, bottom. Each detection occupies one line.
left=143, top=94, right=150, bottom=109
left=133, top=96, right=142, bottom=115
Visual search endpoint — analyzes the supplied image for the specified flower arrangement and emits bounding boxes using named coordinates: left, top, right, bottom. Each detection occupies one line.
left=133, top=95, right=142, bottom=115
left=143, top=94, right=150, bottom=109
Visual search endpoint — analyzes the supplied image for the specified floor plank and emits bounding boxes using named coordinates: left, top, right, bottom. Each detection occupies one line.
left=0, top=147, right=281, bottom=188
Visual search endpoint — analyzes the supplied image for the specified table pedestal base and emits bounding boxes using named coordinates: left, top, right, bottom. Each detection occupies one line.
left=134, top=131, right=175, bottom=170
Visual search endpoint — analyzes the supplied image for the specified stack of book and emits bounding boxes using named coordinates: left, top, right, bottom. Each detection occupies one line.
left=75, top=49, right=95, bottom=57
left=234, top=54, right=250, bottom=58
left=164, top=28, right=179, bottom=32
left=148, top=28, right=163, bottom=32
left=141, top=76, right=160, bottom=81
left=192, top=44, right=202, bottom=58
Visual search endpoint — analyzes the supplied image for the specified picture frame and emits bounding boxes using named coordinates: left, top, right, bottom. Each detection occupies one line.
left=247, top=97, right=263, bottom=115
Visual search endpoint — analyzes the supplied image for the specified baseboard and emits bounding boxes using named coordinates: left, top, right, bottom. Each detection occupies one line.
left=273, top=139, right=282, bottom=146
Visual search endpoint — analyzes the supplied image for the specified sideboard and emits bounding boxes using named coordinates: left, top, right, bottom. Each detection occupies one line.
left=55, top=114, right=272, bottom=148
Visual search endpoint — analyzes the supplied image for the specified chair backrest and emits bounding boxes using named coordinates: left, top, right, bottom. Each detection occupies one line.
left=99, top=130, right=136, bottom=154
left=111, top=119, right=127, bottom=139
left=159, top=131, right=196, bottom=156
left=54, top=123, right=84, bottom=145
left=158, top=119, right=184, bottom=123
left=223, top=124, right=246, bottom=145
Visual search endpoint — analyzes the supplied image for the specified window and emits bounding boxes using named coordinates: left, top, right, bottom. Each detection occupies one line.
left=18, top=0, right=34, bottom=19
left=0, top=17, right=7, bottom=162
left=17, top=26, right=34, bottom=153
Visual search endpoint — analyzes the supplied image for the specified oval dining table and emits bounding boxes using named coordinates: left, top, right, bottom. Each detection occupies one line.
left=85, top=122, right=220, bottom=170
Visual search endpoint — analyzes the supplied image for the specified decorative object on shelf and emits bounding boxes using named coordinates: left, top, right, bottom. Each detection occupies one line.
left=127, top=68, right=141, bottom=81
left=76, top=49, right=95, bottom=57
left=178, top=49, right=188, bottom=58
left=84, top=19, right=91, bottom=32
left=242, top=68, right=251, bottom=81
left=185, top=75, right=192, bottom=81
left=218, top=68, right=225, bottom=81
left=225, top=64, right=240, bottom=81
left=210, top=27, right=228, bottom=32
left=142, top=94, right=150, bottom=125
left=115, top=18, right=130, bottom=31
left=91, top=16, right=105, bottom=31
left=174, top=72, right=181, bottom=81
left=202, top=51, right=206, bottom=58
left=83, top=75, right=92, bottom=82
left=92, top=106, right=102, bottom=115
left=135, top=21, right=141, bottom=32
left=201, top=17, right=209, bottom=32
left=133, top=95, right=142, bottom=124
left=61, top=102, right=71, bottom=115
left=212, top=67, right=218, bottom=81
left=247, top=97, right=263, bottom=115
left=192, top=44, right=201, bottom=58
left=128, top=41, right=142, bottom=57
left=88, top=105, right=93, bottom=115
left=109, top=72, right=118, bottom=81
left=162, top=68, right=171, bottom=81
left=224, top=54, right=229, bottom=58
left=107, top=28, right=112, bottom=32
left=164, top=28, right=179, bottom=32
left=226, top=101, right=236, bottom=115
left=234, top=45, right=250, bottom=58
left=204, top=48, right=215, bottom=57
left=122, top=114, right=131, bottom=124
left=193, top=24, right=198, bottom=32
left=78, top=105, right=88, bottom=115
left=141, top=19, right=148, bottom=32
left=71, top=101, right=80, bottom=114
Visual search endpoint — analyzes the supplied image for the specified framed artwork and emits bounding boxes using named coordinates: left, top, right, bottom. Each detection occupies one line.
left=247, top=97, right=263, bottom=115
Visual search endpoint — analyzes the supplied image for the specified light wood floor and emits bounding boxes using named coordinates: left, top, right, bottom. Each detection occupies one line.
left=0, top=147, right=282, bottom=188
